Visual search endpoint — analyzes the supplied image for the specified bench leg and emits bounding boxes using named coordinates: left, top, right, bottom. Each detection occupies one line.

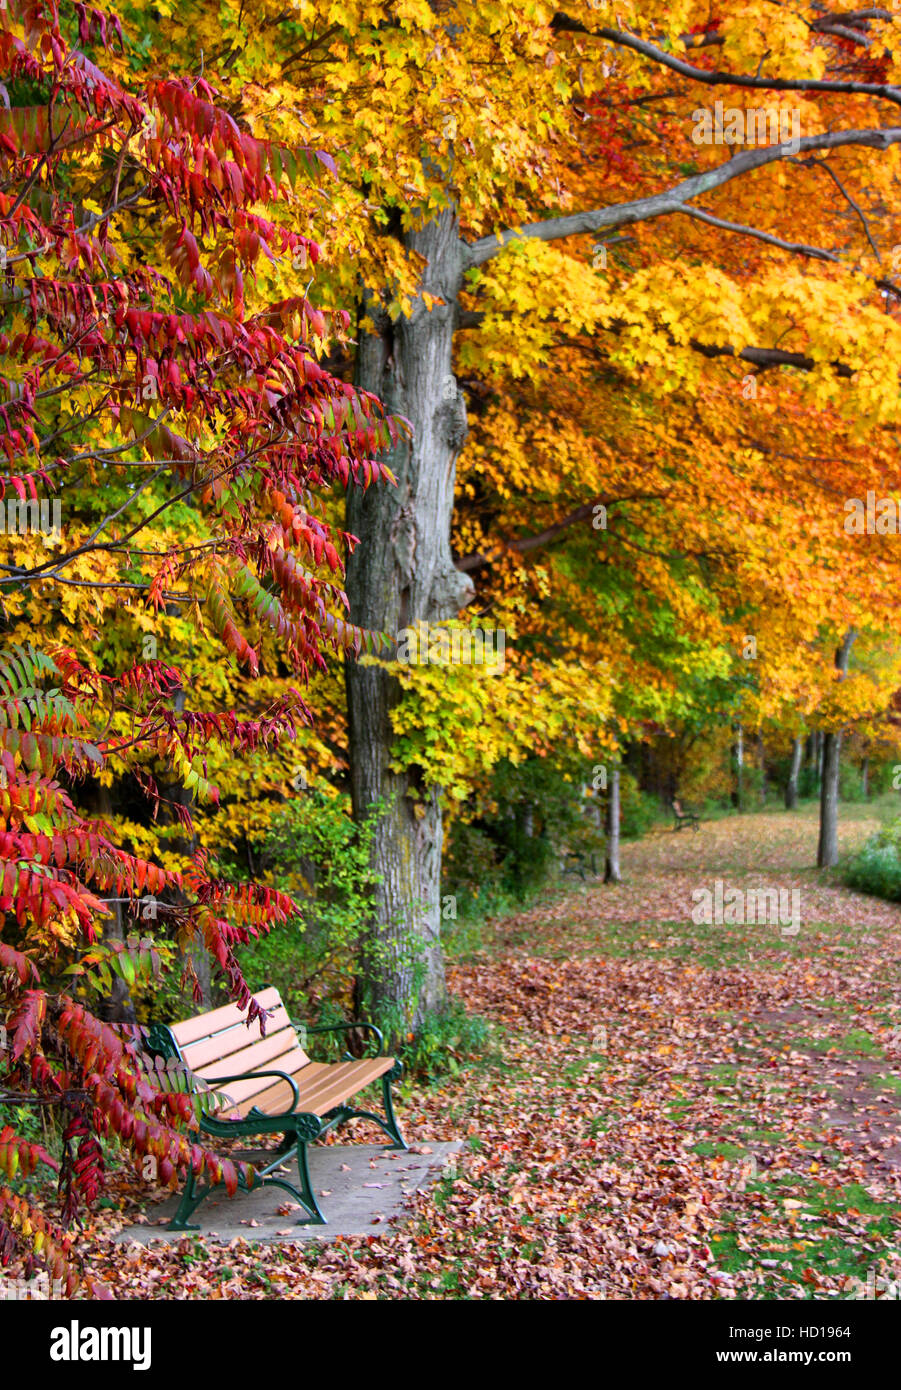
left=327, top=1069, right=408, bottom=1152
left=294, top=1138, right=327, bottom=1225
left=380, top=1070, right=408, bottom=1150
left=169, top=1168, right=206, bottom=1232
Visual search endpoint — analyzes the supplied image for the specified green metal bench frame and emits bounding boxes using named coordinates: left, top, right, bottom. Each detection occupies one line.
left=144, top=1014, right=406, bottom=1232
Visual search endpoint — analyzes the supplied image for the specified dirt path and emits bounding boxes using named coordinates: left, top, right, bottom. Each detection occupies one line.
left=439, top=805, right=901, bottom=1298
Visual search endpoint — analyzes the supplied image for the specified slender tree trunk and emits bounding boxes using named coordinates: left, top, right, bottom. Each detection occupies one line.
left=733, top=724, right=744, bottom=811
left=816, top=729, right=824, bottom=786
left=604, top=767, right=621, bottom=883
left=170, top=687, right=211, bottom=1007
left=817, top=630, right=856, bottom=868
left=95, top=786, right=136, bottom=1023
left=785, top=735, right=803, bottom=809
left=103, top=901, right=136, bottom=1022
left=861, top=755, right=869, bottom=800
left=345, top=211, right=475, bottom=1029
left=817, top=731, right=842, bottom=868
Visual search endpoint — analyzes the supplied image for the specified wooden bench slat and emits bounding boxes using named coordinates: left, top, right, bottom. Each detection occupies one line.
left=290, top=1057, right=395, bottom=1117
left=214, top=1061, right=331, bottom=1118
left=181, top=1014, right=305, bottom=1073
left=197, top=1040, right=308, bottom=1091
left=170, top=985, right=283, bottom=1048
left=217, top=1058, right=394, bottom=1121
left=219, top=1078, right=296, bottom=1120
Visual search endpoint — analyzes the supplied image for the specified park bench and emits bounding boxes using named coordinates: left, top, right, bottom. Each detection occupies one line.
left=670, top=798, right=701, bottom=833
left=562, top=848, right=599, bottom=879
left=144, top=986, right=405, bottom=1230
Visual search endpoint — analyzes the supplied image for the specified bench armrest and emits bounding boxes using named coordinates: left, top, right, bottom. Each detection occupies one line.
left=210, top=1068, right=301, bottom=1118
left=297, top=1020, right=386, bottom=1058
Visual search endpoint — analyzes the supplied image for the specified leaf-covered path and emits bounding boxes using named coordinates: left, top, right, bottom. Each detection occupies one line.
left=88, top=806, right=901, bottom=1299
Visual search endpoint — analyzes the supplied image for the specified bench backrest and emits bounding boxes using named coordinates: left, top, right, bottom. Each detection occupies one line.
left=169, top=986, right=310, bottom=1119
left=672, top=798, right=683, bottom=813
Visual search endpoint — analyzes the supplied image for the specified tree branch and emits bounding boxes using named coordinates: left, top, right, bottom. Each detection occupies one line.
left=464, top=128, right=901, bottom=267
left=454, top=493, right=664, bottom=572
left=797, top=155, right=882, bottom=261
left=687, top=343, right=855, bottom=377
left=549, top=14, right=901, bottom=101
left=673, top=204, right=842, bottom=263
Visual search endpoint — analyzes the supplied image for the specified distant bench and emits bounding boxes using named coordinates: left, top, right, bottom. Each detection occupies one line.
left=144, top=986, right=406, bottom=1230
left=562, top=849, right=599, bottom=879
left=670, top=798, right=701, bottom=833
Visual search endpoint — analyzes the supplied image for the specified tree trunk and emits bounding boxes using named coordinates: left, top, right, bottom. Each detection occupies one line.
left=861, top=755, right=869, bottom=800
left=785, top=735, right=803, bottom=809
left=170, top=686, right=211, bottom=1007
left=733, top=724, right=744, bottom=811
left=758, top=733, right=767, bottom=805
left=95, top=786, right=136, bottom=1023
left=817, top=630, right=856, bottom=868
left=345, top=211, right=475, bottom=1030
left=604, top=767, right=621, bottom=883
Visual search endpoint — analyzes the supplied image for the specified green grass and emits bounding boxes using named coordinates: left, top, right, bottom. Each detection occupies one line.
left=691, top=1141, right=748, bottom=1160
left=712, top=1175, right=900, bottom=1298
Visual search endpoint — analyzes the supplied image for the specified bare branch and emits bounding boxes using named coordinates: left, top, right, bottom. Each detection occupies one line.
left=673, top=204, right=842, bottom=263
left=797, top=155, right=882, bottom=261
left=454, top=493, right=666, bottom=572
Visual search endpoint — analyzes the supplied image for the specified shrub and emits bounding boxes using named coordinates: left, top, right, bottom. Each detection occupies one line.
left=844, top=822, right=901, bottom=901
left=443, top=756, right=592, bottom=905
left=388, top=999, right=492, bottom=1084
left=618, top=771, right=660, bottom=840
left=839, top=761, right=869, bottom=803
left=236, top=789, right=377, bottom=1019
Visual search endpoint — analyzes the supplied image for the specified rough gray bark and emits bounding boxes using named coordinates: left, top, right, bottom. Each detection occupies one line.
left=604, top=767, right=621, bottom=883
left=817, top=630, right=856, bottom=869
left=785, top=735, right=803, bottom=809
left=345, top=211, right=475, bottom=1028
